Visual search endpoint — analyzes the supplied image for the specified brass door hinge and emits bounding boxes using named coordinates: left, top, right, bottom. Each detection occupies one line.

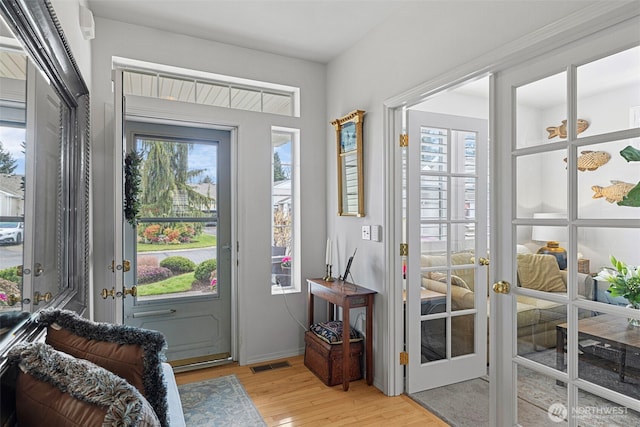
left=400, top=351, right=409, bottom=365
left=399, top=134, right=408, bottom=147
left=400, top=243, right=408, bottom=257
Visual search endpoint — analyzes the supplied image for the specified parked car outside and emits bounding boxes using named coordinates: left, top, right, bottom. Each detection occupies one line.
left=0, top=222, right=23, bottom=245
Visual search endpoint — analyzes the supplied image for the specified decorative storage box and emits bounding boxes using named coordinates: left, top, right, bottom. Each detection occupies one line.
left=577, top=258, right=590, bottom=274
left=304, top=331, right=363, bottom=386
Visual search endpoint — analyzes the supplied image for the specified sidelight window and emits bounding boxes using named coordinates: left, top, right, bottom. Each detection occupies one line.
left=271, top=128, right=299, bottom=293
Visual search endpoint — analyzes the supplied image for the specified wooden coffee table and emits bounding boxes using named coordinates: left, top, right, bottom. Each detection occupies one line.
left=556, top=315, right=640, bottom=382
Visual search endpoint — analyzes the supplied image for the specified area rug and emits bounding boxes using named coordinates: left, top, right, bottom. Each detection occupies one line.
left=410, top=349, right=640, bottom=426
left=179, top=374, right=266, bottom=426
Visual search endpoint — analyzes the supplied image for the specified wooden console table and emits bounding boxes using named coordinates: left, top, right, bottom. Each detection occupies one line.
left=307, top=278, right=376, bottom=391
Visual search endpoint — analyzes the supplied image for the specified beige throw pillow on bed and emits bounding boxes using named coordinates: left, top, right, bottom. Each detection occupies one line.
left=517, top=253, right=566, bottom=292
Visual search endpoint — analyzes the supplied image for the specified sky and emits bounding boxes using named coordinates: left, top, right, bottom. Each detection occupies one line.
left=188, top=143, right=217, bottom=183
left=0, top=126, right=26, bottom=175
left=275, top=141, right=291, bottom=165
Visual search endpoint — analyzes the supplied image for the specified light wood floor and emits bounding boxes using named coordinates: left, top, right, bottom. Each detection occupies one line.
left=175, top=355, right=448, bottom=426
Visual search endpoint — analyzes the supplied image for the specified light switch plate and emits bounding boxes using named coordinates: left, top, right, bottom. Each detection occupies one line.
left=361, top=225, right=371, bottom=240
left=371, top=225, right=381, bottom=242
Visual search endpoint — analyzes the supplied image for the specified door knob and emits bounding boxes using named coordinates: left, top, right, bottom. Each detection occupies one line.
left=478, top=257, right=490, bottom=266
left=101, top=287, right=115, bottom=299
left=33, top=291, right=52, bottom=305
left=123, top=286, right=137, bottom=298
left=7, top=294, right=21, bottom=306
left=492, top=280, right=511, bottom=294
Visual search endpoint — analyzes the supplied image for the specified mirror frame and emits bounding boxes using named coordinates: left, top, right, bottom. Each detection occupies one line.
left=332, top=109, right=365, bottom=217
left=0, top=0, right=90, bottom=364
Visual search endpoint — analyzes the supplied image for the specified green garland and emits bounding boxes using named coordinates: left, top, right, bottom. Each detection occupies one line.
left=124, top=151, right=142, bottom=226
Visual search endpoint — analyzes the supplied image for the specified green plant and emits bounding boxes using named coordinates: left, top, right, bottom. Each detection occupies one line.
left=618, top=145, right=640, bottom=207
left=596, top=255, right=640, bottom=306
left=137, top=272, right=195, bottom=296
left=124, top=150, right=143, bottom=226
left=194, top=259, right=217, bottom=282
left=0, top=266, right=20, bottom=284
left=160, top=256, right=196, bottom=274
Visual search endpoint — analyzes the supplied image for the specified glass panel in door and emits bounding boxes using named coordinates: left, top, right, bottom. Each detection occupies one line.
left=132, top=136, right=218, bottom=300
left=406, top=110, right=488, bottom=393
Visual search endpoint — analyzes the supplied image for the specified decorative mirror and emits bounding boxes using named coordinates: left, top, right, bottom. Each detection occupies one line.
left=332, top=110, right=364, bottom=217
left=0, top=0, right=90, bottom=363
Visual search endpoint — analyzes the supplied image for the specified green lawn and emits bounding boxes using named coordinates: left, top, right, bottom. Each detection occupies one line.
left=137, top=272, right=195, bottom=296
left=137, top=234, right=217, bottom=252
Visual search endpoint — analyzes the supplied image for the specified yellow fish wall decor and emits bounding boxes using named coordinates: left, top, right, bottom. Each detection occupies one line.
left=563, top=150, right=611, bottom=171
left=591, top=180, right=635, bottom=203
left=546, top=119, right=590, bottom=139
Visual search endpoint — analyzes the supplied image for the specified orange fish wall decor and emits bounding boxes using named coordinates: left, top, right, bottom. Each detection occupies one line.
left=563, top=150, right=611, bottom=171
left=546, top=119, right=590, bottom=139
left=591, top=181, right=635, bottom=203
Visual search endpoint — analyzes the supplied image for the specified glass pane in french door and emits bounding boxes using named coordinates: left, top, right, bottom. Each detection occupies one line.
left=419, top=124, right=478, bottom=361
left=516, top=149, right=568, bottom=221
left=577, top=138, right=638, bottom=220
left=577, top=46, right=640, bottom=138
left=516, top=71, right=567, bottom=149
left=134, top=137, right=218, bottom=300
left=574, top=309, right=640, bottom=403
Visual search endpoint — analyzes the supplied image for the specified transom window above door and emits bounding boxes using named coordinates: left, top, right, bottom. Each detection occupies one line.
left=115, top=57, right=300, bottom=117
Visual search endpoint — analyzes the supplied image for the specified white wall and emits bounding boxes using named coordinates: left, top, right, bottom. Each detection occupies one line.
left=326, top=1, right=597, bottom=392
left=90, top=17, right=327, bottom=365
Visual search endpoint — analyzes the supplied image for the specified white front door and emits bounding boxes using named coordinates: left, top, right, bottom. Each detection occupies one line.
left=111, top=69, right=234, bottom=365
left=406, top=110, right=489, bottom=393
left=493, top=18, right=640, bottom=425
left=122, top=121, right=232, bottom=365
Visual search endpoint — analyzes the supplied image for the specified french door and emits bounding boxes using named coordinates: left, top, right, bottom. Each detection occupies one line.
left=405, top=110, right=489, bottom=393
left=493, top=18, right=640, bottom=425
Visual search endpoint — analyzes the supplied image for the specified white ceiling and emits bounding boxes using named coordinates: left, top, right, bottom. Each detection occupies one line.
left=86, top=0, right=410, bottom=63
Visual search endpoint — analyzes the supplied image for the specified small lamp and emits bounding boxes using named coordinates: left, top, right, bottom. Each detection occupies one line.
left=532, top=213, right=568, bottom=270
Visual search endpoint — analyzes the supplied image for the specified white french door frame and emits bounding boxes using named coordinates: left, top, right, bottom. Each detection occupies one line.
left=381, top=0, right=640, bottom=407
